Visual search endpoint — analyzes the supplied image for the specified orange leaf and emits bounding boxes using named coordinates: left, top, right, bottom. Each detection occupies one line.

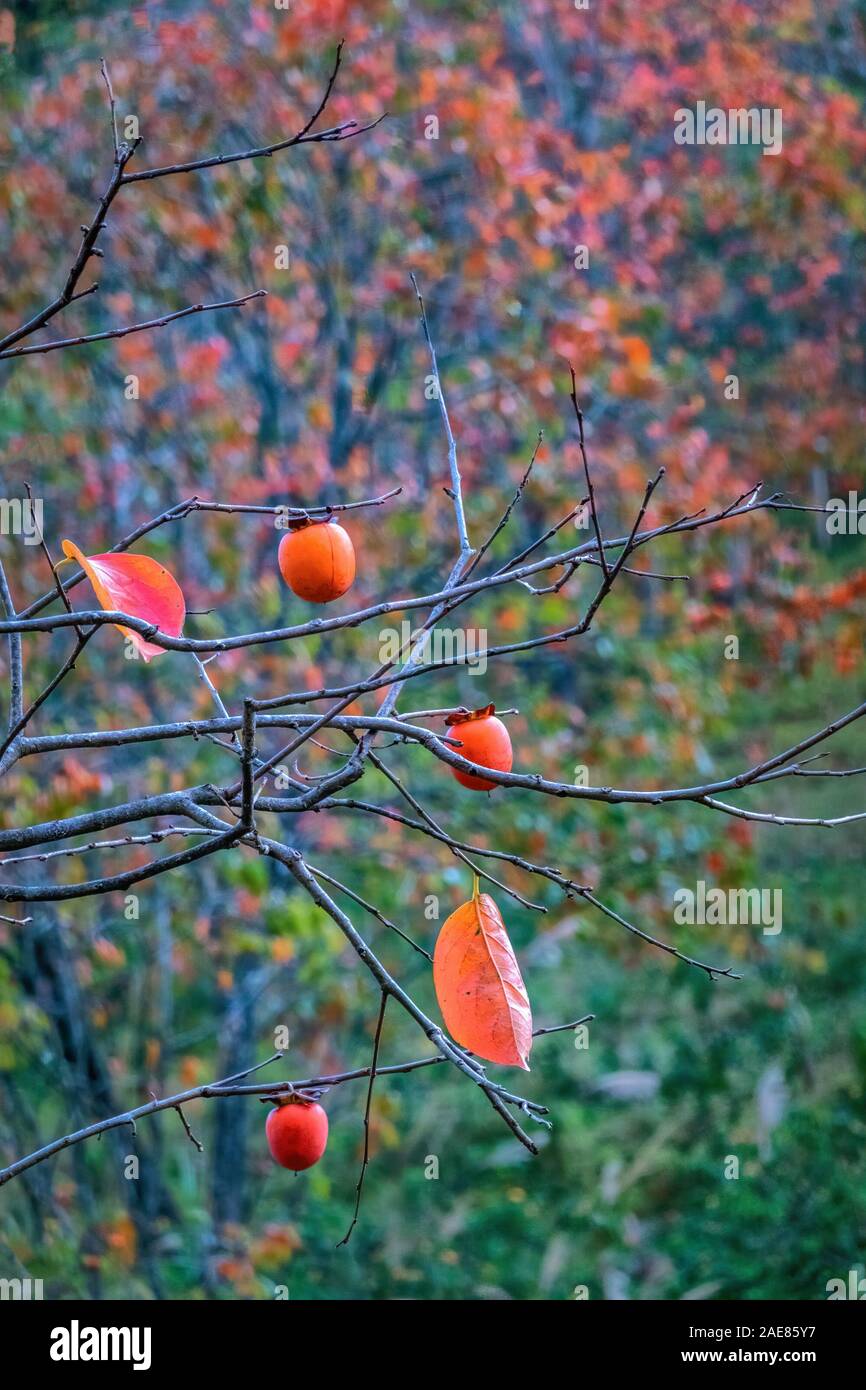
left=61, top=540, right=185, bottom=662
left=433, top=887, right=532, bottom=1069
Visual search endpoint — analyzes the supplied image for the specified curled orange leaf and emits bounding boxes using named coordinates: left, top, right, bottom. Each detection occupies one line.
left=433, top=886, right=532, bottom=1069
left=61, top=540, right=185, bottom=662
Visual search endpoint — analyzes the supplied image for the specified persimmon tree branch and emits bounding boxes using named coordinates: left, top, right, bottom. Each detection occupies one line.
left=338, top=990, right=388, bottom=1246
left=121, top=49, right=385, bottom=185
left=0, top=471, right=860, bottom=1181
left=0, top=291, right=268, bottom=360
left=0, top=559, right=24, bottom=779
left=0, top=138, right=136, bottom=354
left=568, top=365, right=610, bottom=580
left=15, top=488, right=401, bottom=623
left=214, top=271, right=484, bottom=794
left=0, top=561, right=23, bottom=732
left=0, top=489, right=819, bottom=654
left=99, top=57, right=120, bottom=158
left=258, top=836, right=545, bottom=1154
left=320, top=796, right=740, bottom=979
left=0, top=629, right=95, bottom=762
left=410, top=273, right=473, bottom=566
left=0, top=1018, right=593, bottom=1191
left=0, top=44, right=380, bottom=359
left=2, top=694, right=865, bottom=866
left=362, top=745, right=548, bottom=911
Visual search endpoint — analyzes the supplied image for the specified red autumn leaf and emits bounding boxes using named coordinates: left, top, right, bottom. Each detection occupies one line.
left=433, top=886, right=533, bottom=1069
left=61, top=539, right=185, bottom=662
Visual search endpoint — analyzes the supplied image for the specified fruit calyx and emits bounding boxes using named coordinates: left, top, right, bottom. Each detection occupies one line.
left=284, top=512, right=335, bottom=532
left=270, top=1089, right=319, bottom=1108
left=444, top=703, right=496, bottom=727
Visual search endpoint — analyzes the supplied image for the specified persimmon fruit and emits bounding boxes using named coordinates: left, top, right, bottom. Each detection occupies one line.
left=266, top=1097, right=329, bottom=1171
left=278, top=518, right=355, bottom=603
left=445, top=704, right=513, bottom=790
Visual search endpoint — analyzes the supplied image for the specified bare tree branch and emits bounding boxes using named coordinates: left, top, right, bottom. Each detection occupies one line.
left=409, top=273, right=473, bottom=565
left=0, top=560, right=23, bottom=731
left=0, top=45, right=381, bottom=358
left=337, top=990, right=387, bottom=1246
left=0, top=292, right=267, bottom=360
left=0, top=1018, right=590, bottom=1191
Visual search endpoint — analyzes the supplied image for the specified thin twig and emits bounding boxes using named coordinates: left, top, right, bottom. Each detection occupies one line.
left=100, top=57, right=119, bottom=157
left=174, top=1104, right=203, bottom=1153
left=0, top=560, right=23, bottom=732
left=337, top=991, right=388, bottom=1246
left=568, top=365, right=609, bottom=578
left=0, top=1018, right=586, bottom=1189
left=410, top=273, right=473, bottom=563
left=308, top=862, right=432, bottom=960
left=0, top=291, right=267, bottom=360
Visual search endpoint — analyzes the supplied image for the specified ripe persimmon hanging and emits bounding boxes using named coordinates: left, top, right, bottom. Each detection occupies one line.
left=278, top=517, right=356, bottom=603
left=445, top=704, right=513, bottom=790
left=265, top=1096, right=329, bottom=1171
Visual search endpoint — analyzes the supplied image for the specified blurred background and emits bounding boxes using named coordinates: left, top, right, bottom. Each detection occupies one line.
left=0, top=0, right=865, bottom=1300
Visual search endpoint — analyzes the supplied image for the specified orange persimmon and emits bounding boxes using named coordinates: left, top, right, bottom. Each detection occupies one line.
left=277, top=519, right=355, bottom=603
left=265, top=1097, right=329, bottom=1171
left=445, top=704, right=513, bottom=791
